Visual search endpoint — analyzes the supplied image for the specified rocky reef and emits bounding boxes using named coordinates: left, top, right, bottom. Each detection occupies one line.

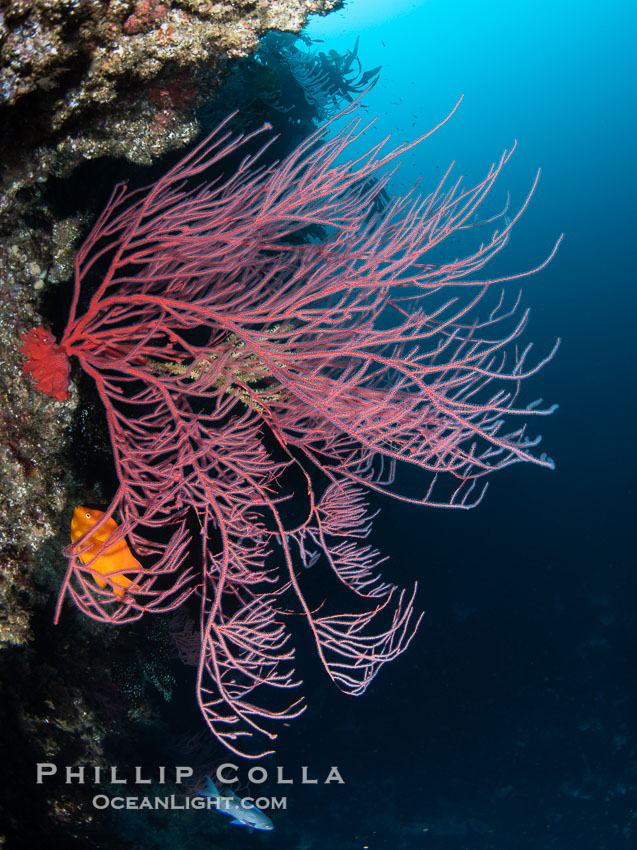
left=0, top=0, right=341, bottom=226
left=0, top=2, right=341, bottom=846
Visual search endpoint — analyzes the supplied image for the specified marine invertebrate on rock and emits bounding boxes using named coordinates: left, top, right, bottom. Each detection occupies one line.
left=20, top=327, right=70, bottom=402
left=0, top=0, right=343, bottom=230
left=53, top=101, right=560, bottom=757
left=264, top=33, right=382, bottom=119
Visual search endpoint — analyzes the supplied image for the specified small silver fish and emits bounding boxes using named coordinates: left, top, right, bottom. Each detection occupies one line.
left=197, top=777, right=274, bottom=832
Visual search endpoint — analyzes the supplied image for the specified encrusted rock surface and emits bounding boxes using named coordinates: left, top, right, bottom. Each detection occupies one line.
left=0, top=0, right=341, bottom=646
left=0, top=220, right=80, bottom=648
left=0, top=0, right=341, bottom=226
left=0, top=3, right=341, bottom=844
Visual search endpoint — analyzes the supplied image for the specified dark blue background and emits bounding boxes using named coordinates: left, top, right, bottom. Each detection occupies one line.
left=257, top=2, right=636, bottom=848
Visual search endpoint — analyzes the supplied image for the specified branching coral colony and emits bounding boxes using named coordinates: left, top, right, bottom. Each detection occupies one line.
left=42, top=100, right=560, bottom=758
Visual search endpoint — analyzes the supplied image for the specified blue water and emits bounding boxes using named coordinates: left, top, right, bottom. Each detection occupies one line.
left=258, top=2, right=636, bottom=849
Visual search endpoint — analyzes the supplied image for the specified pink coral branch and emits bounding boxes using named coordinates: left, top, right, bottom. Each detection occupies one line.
left=54, top=100, right=559, bottom=757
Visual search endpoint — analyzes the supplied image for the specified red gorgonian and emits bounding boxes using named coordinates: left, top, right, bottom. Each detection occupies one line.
left=46, top=102, right=560, bottom=758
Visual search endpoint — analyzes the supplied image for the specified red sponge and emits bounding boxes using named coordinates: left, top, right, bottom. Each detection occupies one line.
left=20, top=327, right=70, bottom=402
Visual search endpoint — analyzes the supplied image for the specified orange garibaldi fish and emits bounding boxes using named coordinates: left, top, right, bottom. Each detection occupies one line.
left=70, top=506, right=141, bottom=598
